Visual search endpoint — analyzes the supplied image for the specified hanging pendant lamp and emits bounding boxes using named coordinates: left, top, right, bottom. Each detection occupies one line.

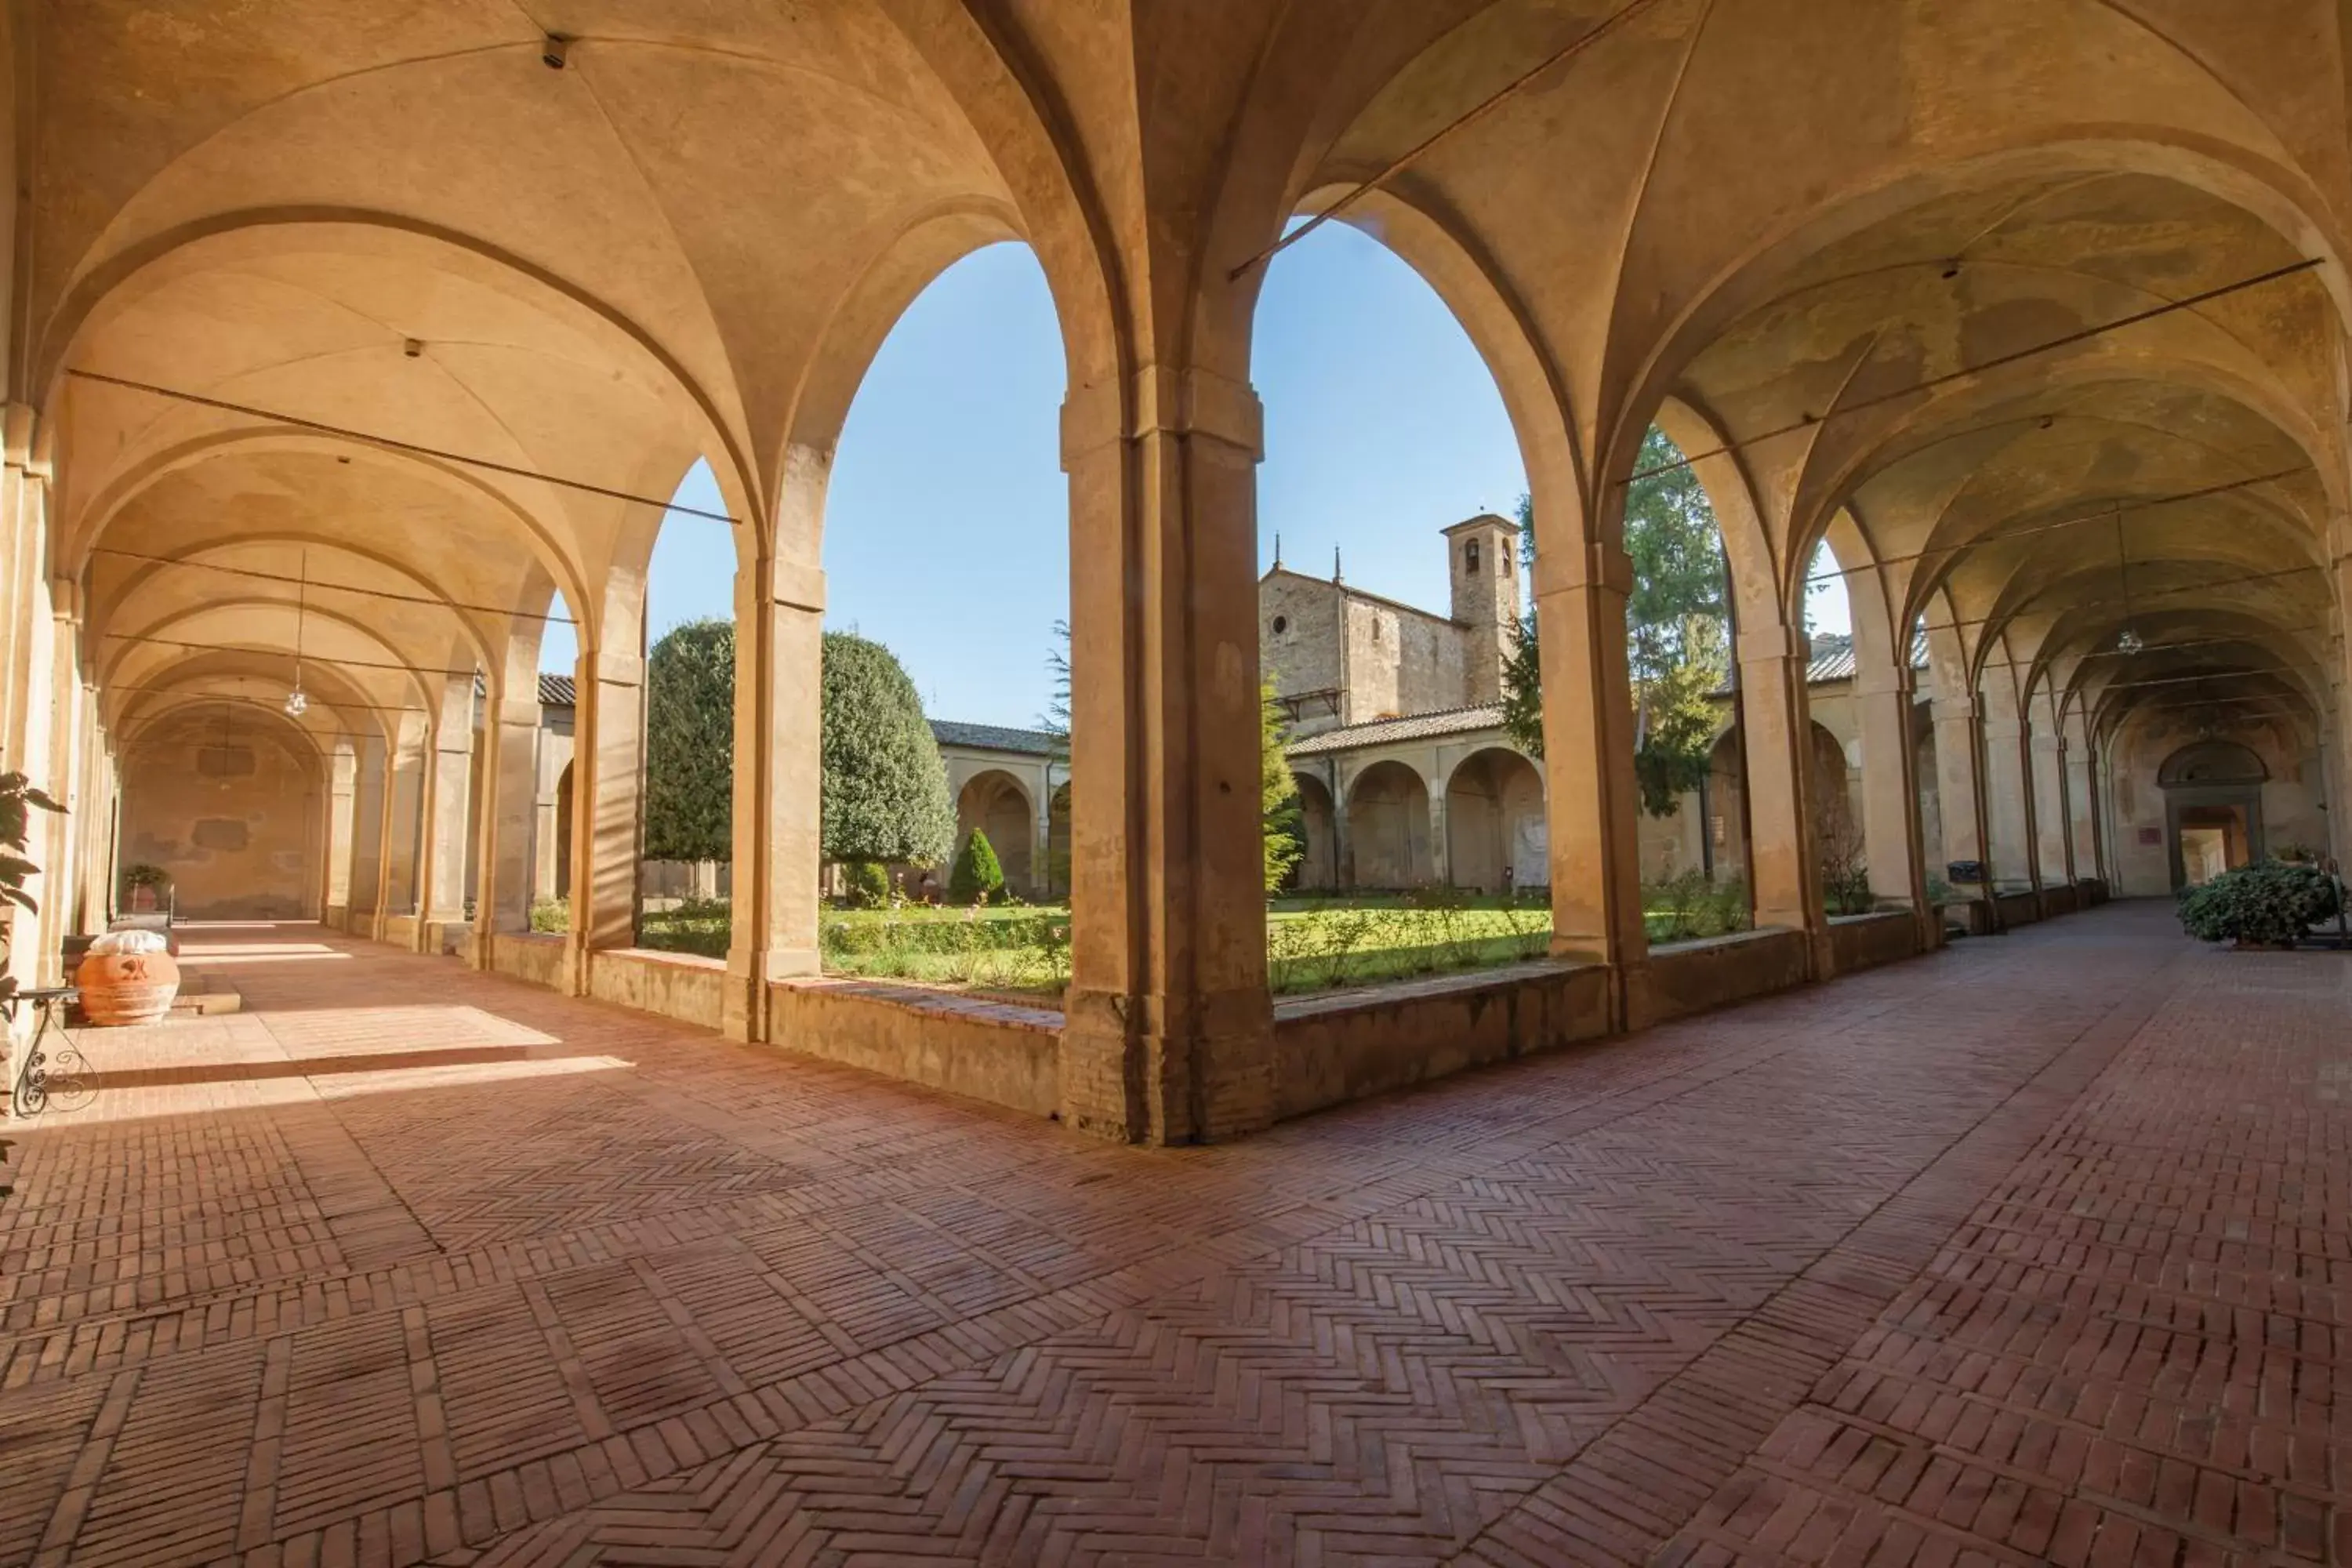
left=285, top=550, right=310, bottom=717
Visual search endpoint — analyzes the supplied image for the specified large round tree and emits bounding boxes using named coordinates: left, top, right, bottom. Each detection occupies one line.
left=822, top=631, right=954, bottom=869
left=644, top=619, right=736, bottom=863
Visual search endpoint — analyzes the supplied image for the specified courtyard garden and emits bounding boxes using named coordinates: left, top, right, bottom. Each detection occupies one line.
left=544, top=873, right=1755, bottom=1002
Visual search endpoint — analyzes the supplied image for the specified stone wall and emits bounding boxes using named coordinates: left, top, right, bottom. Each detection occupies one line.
left=120, top=711, right=322, bottom=920
left=1261, top=572, right=1345, bottom=729
left=769, top=979, right=1061, bottom=1117
left=1272, top=960, right=1611, bottom=1120
left=1341, top=595, right=1470, bottom=724
left=591, top=948, right=728, bottom=1032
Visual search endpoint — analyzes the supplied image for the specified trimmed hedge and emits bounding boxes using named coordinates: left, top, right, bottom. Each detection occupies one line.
left=2176, top=860, right=2339, bottom=946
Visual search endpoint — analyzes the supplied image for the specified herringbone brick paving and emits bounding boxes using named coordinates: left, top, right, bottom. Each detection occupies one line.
left=0, top=905, right=2339, bottom=1565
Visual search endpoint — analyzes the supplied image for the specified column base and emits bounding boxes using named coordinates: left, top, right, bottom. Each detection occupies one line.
left=1058, top=985, right=1273, bottom=1145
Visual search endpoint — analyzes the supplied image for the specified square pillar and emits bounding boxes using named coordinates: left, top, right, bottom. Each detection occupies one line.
left=382, top=716, right=427, bottom=925
left=1735, top=624, right=1826, bottom=949
left=2031, top=706, right=2071, bottom=888
left=323, top=746, right=357, bottom=924
left=471, top=691, right=539, bottom=967
left=416, top=688, right=474, bottom=951
left=1531, top=536, right=1649, bottom=1013
left=2062, top=711, right=2100, bottom=886
left=1981, top=710, right=2036, bottom=891
left=724, top=548, right=824, bottom=1041
left=349, top=734, right=387, bottom=928
left=1058, top=366, right=1272, bottom=1144
left=1854, top=664, right=1931, bottom=931
left=562, top=647, right=644, bottom=993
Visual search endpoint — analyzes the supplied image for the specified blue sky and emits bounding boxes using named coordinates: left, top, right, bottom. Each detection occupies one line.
left=541, top=227, right=1845, bottom=720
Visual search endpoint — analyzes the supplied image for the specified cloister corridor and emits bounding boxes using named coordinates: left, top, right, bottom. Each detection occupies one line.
left=0, top=902, right=2339, bottom=1567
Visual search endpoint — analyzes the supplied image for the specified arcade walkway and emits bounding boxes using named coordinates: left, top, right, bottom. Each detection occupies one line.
left=0, top=904, right=2341, bottom=1566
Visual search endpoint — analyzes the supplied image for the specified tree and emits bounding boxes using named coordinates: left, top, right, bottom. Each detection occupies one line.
left=949, top=828, right=1006, bottom=905
left=1040, top=619, right=1071, bottom=766
left=1261, top=681, right=1303, bottom=891
left=1500, top=434, right=1731, bottom=815
left=822, top=631, right=956, bottom=868
left=644, top=619, right=735, bottom=862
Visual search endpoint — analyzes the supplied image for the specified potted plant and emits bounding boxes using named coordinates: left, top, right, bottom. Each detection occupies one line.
left=122, top=862, right=169, bottom=914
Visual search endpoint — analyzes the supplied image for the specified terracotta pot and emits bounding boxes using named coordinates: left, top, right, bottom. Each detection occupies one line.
left=75, top=949, right=181, bottom=1026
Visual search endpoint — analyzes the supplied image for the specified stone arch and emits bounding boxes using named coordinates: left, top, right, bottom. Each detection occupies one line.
left=955, top=768, right=1036, bottom=893
left=1443, top=748, right=1546, bottom=895
left=1345, top=760, right=1432, bottom=889
left=2158, top=739, right=2268, bottom=789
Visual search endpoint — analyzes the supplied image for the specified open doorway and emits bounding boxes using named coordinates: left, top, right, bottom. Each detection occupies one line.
left=2176, top=804, right=2249, bottom=886
left=2158, top=740, right=2267, bottom=890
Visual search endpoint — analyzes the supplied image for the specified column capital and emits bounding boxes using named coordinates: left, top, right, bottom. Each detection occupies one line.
left=1933, top=697, right=1978, bottom=723
left=1061, top=365, right=1262, bottom=465
left=1532, top=539, right=1632, bottom=598
left=495, top=695, right=541, bottom=728
left=1737, top=625, right=1808, bottom=665
left=758, top=557, right=826, bottom=615
left=587, top=649, right=644, bottom=686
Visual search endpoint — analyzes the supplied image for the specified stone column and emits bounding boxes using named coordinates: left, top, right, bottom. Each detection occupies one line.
left=323, top=746, right=357, bottom=924
left=470, top=688, right=539, bottom=967
left=1428, top=786, right=1450, bottom=888
left=349, top=734, right=386, bottom=928
left=77, top=706, right=115, bottom=933
left=1981, top=706, right=2038, bottom=893
left=1854, top=660, right=1930, bottom=932
left=416, top=684, right=474, bottom=952
left=562, top=645, right=644, bottom=992
left=2063, top=709, right=2100, bottom=887
left=1930, top=697, right=1986, bottom=877
left=1033, top=764, right=1054, bottom=902
left=724, top=546, right=825, bottom=1041
left=1531, top=537, right=1649, bottom=1014
left=2030, top=699, right=2071, bottom=889
left=1058, top=367, right=1272, bottom=1145
left=37, top=588, right=86, bottom=982
left=381, top=714, right=428, bottom=927
left=1734, top=625, right=1825, bottom=949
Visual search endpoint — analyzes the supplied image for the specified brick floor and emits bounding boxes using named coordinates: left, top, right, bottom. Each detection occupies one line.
left=0, top=903, right=2340, bottom=1566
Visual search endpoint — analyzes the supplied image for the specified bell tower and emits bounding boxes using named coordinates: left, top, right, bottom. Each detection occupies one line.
left=1443, top=514, right=1521, bottom=702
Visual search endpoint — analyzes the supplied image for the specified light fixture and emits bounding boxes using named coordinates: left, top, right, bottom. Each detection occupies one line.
left=2111, top=508, right=2139, bottom=655
left=286, top=549, right=310, bottom=717
left=542, top=33, right=569, bottom=68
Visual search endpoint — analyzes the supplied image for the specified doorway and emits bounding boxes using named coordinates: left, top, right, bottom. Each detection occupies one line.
left=2157, top=739, right=2267, bottom=891
left=2175, top=804, right=2249, bottom=886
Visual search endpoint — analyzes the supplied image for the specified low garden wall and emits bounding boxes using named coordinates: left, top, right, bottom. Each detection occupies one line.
left=1271, top=959, right=1611, bottom=1121
left=592, top=948, right=728, bottom=1033
left=486, top=931, right=567, bottom=990
left=769, top=978, right=1060, bottom=1117
left=381, top=913, right=419, bottom=950
left=1827, top=910, right=1924, bottom=975
left=1644, top=927, right=1813, bottom=1024
left=1995, top=891, right=2042, bottom=927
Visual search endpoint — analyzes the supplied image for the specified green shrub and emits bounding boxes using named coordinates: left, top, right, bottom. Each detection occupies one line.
left=2176, top=860, right=2339, bottom=946
left=843, top=861, right=890, bottom=909
left=948, top=830, right=1004, bottom=906
left=529, top=897, right=570, bottom=933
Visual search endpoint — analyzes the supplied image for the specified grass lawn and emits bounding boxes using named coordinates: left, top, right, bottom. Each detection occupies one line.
left=624, top=884, right=1754, bottom=996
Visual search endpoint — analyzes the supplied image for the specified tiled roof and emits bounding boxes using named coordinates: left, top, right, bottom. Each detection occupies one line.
left=930, top=720, right=1062, bottom=757
left=539, top=673, right=575, bottom=706
left=1806, top=634, right=1857, bottom=684
left=1287, top=705, right=1507, bottom=756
